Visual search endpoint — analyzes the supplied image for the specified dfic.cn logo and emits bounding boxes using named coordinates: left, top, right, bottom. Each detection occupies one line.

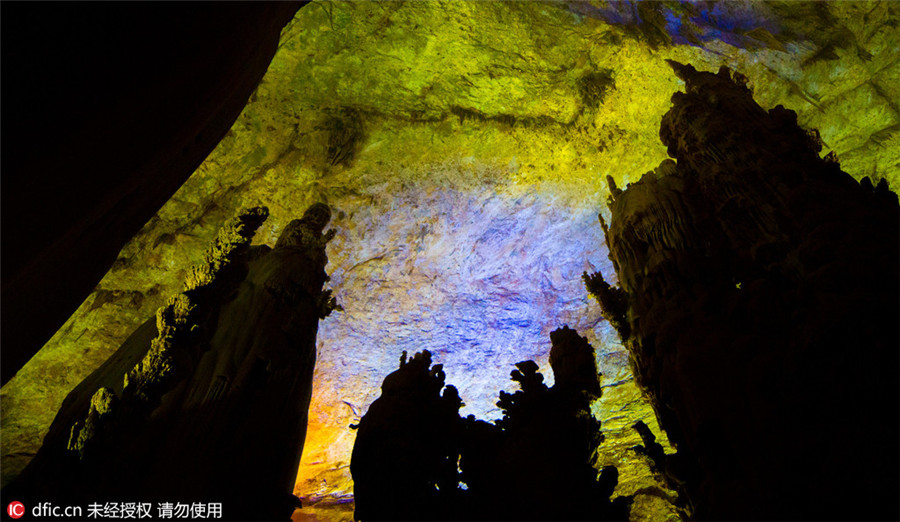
left=7, top=502, right=25, bottom=519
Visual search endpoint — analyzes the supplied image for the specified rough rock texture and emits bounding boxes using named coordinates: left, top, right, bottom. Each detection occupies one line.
left=587, top=62, right=899, bottom=519
left=3, top=204, right=338, bottom=522
left=2, top=2, right=899, bottom=521
left=351, top=327, right=632, bottom=521
left=0, top=2, right=305, bottom=384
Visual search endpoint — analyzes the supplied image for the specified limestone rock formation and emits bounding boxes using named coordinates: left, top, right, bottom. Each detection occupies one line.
left=5, top=3, right=900, bottom=518
left=350, top=326, right=632, bottom=521
left=586, top=62, right=900, bottom=519
left=4, top=204, right=339, bottom=522
left=350, top=350, right=464, bottom=521
left=461, top=326, right=632, bottom=521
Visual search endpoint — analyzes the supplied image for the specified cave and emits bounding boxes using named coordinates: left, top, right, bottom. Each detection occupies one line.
left=1, top=2, right=898, bottom=521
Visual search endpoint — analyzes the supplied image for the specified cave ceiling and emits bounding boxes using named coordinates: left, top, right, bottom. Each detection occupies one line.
left=2, top=1, right=898, bottom=520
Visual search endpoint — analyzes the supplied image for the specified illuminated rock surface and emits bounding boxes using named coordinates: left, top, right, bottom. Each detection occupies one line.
left=2, top=2, right=899, bottom=520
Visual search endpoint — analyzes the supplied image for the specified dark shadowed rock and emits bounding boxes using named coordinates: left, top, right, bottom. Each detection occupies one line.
left=3, top=204, right=338, bottom=522
left=586, top=62, right=900, bottom=520
left=1, top=2, right=305, bottom=384
left=351, top=326, right=633, bottom=521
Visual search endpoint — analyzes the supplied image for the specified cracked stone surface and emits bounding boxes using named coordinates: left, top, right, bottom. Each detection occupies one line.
left=2, top=2, right=898, bottom=520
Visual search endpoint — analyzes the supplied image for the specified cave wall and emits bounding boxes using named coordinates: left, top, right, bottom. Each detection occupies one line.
left=0, top=1, right=304, bottom=384
left=2, top=2, right=899, bottom=520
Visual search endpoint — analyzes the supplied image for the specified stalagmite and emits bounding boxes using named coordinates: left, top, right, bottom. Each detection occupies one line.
left=586, top=62, right=900, bottom=520
left=4, top=204, right=339, bottom=522
left=350, top=326, right=632, bottom=521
